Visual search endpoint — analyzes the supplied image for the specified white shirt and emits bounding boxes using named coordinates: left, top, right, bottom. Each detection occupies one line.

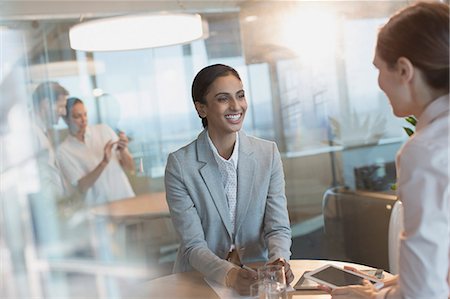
left=32, top=122, right=66, bottom=198
left=377, top=94, right=449, bottom=299
left=56, top=124, right=135, bottom=205
left=207, top=131, right=239, bottom=235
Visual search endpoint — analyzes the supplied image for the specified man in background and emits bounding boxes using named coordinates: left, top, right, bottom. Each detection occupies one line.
left=30, top=81, right=69, bottom=257
left=31, top=81, right=69, bottom=197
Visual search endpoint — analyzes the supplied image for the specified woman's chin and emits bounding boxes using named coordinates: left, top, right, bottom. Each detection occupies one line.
left=227, top=123, right=243, bottom=132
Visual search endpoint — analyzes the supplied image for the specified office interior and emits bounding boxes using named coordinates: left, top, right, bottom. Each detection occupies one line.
left=1, top=1, right=432, bottom=298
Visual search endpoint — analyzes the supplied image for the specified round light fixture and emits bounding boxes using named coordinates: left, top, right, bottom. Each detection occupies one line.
left=69, top=13, right=204, bottom=51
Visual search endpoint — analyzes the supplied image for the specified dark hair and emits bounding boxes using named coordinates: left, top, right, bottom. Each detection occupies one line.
left=32, top=81, right=69, bottom=110
left=376, top=2, right=449, bottom=91
left=64, top=97, right=84, bottom=122
left=191, top=64, right=242, bottom=128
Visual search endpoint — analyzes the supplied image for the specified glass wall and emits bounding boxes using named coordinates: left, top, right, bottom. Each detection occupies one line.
left=1, top=1, right=414, bottom=297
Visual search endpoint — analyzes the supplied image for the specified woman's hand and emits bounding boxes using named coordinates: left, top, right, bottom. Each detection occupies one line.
left=227, top=267, right=258, bottom=295
left=116, top=131, right=129, bottom=151
left=102, top=140, right=117, bottom=164
left=114, top=132, right=135, bottom=173
left=328, top=280, right=378, bottom=299
left=269, top=258, right=295, bottom=285
left=77, top=139, right=117, bottom=193
left=343, top=266, right=398, bottom=287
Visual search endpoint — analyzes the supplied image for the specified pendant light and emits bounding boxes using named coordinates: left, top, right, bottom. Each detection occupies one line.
left=69, top=13, right=204, bottom=51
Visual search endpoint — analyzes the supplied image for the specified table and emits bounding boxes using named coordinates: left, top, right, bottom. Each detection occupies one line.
left=125, top=259, right=392, bottom=298
left=89, top=192, right=176, bottom=263
left=90, top=192, right=170, bottom=220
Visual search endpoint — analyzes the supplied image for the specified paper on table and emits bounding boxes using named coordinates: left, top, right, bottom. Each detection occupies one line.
left=204, top=278, right=252, bottom=299
left=204, top=278, right=295, bottom=299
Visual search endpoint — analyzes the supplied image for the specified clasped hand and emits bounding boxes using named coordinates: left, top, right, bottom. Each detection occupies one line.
left=269, top=257, right=295, bottom=285
left=116, top=131, right=129, bottom=151
left=102, top=132, right=129, bottom=164
left=227, top=258, right=294, bottom=295
left=227, top=266, right=258, bottom=295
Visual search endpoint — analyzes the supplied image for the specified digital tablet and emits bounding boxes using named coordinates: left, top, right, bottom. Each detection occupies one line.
left=304, top=264, right=384, bottom=290
left=293, top=271, right=320, bottom=290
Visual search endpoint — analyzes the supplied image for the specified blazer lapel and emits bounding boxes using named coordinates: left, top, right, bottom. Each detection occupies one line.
left=235, top=131, right=256, bottom=235
left=196, top=130, right=233, bottom=238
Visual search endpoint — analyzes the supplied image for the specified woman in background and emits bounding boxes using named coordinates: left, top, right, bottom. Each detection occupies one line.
left=57, top=97, right=135, bottom=205
left=330, top=2, right=449, bottom=298
left=165, top=64, right=293, bottom=295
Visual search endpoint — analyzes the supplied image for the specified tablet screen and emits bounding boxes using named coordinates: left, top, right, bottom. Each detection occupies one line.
left=309, top=266, right=368, bottom=287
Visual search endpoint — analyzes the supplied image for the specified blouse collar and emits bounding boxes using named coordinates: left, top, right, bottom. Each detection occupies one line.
left=416, top=94, right=449, bottom=132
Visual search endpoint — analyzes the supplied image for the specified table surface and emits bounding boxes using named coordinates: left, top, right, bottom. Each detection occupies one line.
left=126, top=259, right=392, bottom=299
left=90, top=191, right=169, bottom=220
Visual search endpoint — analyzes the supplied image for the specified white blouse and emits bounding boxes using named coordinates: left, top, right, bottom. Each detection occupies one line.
left=378, top=94, right=449, bottom=299
left=57, top=124, right=135, bottom=205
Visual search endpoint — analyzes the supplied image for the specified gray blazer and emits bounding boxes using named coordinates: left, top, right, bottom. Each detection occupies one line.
left=164, top=130, right=292, bottom=285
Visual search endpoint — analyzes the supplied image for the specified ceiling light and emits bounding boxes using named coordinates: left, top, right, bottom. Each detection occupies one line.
left=244, top=15, right=258, bottom=22
left=69, top=13, right=205, bottom=52
left=92, top=88, right=105, bottom=97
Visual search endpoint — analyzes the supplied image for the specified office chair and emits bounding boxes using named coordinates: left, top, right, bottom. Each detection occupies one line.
left=388, top=200, right=404, bottom=274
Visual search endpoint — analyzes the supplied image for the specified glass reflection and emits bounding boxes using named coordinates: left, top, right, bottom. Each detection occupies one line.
left=1, top=1, right=413, bottom=298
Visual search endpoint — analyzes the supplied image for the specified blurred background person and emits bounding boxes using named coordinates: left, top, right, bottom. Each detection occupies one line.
left=30, top=81, right=70, bottom=257
left=56, top=98, right=133, bottom=298
left=57, top=97, right=135, bottom=206
left=31, top=81, right=69, bottom=197
left=329, top=2, right=449, bottom=298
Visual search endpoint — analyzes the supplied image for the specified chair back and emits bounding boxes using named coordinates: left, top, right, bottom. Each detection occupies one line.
left=322, top=187, right=395, bottom=270
left=388, top=200, right=404, bottom=274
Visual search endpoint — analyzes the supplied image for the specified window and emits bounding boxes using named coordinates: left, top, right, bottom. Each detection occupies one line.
left=1, top=1, right=409, bottom=297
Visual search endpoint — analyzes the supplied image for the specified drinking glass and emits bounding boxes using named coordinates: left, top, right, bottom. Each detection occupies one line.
left=250, top=281, right=286, bottom=299
left=256, top=264, right=287, bottom=299
left=257, top=264, right=286, bottom=286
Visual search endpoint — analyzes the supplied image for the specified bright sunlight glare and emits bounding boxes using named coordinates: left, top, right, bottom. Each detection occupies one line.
left=280, top=8, right=338, bottom=64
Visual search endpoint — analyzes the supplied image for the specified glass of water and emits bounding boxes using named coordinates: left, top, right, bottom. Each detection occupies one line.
left=254, top=264, right=287, bottom=299
left=250, top=281, right=286, bottom=299
left=257, top=264, right=286, bottom=286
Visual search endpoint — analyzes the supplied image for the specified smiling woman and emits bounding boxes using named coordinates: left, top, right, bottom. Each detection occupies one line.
left=331, top=2, right=449, bottom=298
left=193, top=67, right=248, bottom=152
left=164, top=64, right=293, bottom=295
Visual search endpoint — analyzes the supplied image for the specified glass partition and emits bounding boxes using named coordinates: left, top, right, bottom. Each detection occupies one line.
left=1, top=1, right=413, bottom=297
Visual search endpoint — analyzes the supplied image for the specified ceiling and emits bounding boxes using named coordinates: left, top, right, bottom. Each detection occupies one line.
left=0, top=0, right=248, bottom=20
left=0, top=0, right=250, bottom=67
left=1, top=1, right=417, bottom=70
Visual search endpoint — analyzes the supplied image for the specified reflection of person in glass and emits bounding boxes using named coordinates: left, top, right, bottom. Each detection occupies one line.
left=164, top=64, right=293, bottom=295
left=57, top=97, right=135, bottom=205
left=32, top=81, right=69, bottom=197
left=30, top=81, right=69, bottom=256
left=329, top=2, right=449, bottom=299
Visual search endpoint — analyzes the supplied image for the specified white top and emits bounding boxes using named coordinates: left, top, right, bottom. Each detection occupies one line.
left=56, top=124, right=135, bottom=205
left=32, top=122, right=66, bottom=198
left=378, top=94, right=449, bottom=299
left=207, top=131, right=239, bottom=234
